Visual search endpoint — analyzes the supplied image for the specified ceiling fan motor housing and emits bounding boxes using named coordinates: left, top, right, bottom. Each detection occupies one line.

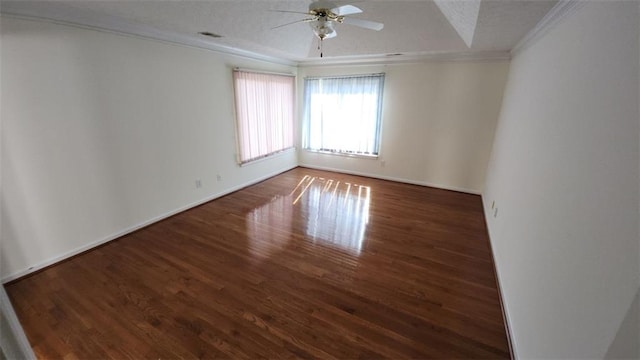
left=309, top=1, right=337, bottom=14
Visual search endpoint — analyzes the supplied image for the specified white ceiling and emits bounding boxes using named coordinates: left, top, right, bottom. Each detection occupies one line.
left=1, top=0, right=558, bottom=64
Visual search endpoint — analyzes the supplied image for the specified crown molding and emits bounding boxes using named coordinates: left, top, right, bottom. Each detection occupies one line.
left=298, top=50, right=511, bottom=67
left=0, top=11, right=298, bottom=67
left=2, top=5, right=511, bottom=69
left=511, top=0, right=586, bottom=56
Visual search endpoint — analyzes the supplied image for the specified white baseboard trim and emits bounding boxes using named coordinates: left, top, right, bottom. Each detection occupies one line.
left=480, top=195, right=517, bottom=359
left=1, top=165, right=297, bottom=284
left=3, top=163, right=478, bottom=283
left=298, top=163, right=481, bottom=195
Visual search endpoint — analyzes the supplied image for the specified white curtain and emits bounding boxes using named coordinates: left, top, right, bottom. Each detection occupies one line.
left=233, top=70, right=295, bottom=164
left=303, top=74, right=384, bottom=156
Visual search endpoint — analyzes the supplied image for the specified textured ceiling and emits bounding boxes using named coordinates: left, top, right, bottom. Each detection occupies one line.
left=0, top=0, right=558, bottom=63
left=433, top=0, right=481, bottom=47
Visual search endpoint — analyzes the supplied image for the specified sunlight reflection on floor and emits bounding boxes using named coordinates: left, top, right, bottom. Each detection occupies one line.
left=246, top=175, right=372, bottom=259
left=292, top=175, right=371, bottom=254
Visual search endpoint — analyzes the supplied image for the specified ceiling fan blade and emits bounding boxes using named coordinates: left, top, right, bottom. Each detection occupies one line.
left=341, top=17, right=384, bottom=31
left=272, top=17, right=317, bottom=30
left=269, top=9, right=314, bottom=16
left=331, top=4, right=362, bottom=16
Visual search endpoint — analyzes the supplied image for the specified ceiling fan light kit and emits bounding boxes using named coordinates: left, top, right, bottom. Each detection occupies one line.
left=311, top=17, right=336, bottom=40
left=273, top=1, right=384, bottom=58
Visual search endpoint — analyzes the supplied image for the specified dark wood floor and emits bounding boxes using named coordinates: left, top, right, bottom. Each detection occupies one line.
left=6, top=167, right=510, bottom=359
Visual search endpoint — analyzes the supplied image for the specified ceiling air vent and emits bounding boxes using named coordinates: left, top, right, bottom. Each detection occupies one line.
left=198, top=32, right=223, bottom=38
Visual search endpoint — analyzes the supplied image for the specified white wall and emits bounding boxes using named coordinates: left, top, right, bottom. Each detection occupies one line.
left=605, top=288, right=639, bottom=359
left=0, top=17, right=298, bottom=281
left=298, top=61, right=509, bottom=194
left=483, top=2, right=639, bottom=358
left=0, top=17, right=510, bottom=280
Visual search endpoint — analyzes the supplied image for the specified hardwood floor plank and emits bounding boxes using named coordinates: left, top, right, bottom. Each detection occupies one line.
left=6, top=167, right=510, bottom=359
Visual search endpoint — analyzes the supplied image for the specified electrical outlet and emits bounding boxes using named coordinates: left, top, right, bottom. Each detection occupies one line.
left=195, top=179, right=202, bottom=188
left=216, top=174, right=222, bottom=182
left=380, top=160, right=386, bottom=167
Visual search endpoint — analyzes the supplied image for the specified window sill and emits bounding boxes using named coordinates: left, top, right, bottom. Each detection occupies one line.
left=239, top=147, right=296, bottom=167
left=304, top=149, right=379, bottom=160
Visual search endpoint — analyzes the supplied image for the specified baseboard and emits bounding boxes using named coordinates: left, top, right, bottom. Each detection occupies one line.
left=481, top=195, right=516, bottom=359
left=298, top=163, right=481, bottom=195
left=1, top=164, right=297, bottom=284
left=3, top=163, right=478, bottom=283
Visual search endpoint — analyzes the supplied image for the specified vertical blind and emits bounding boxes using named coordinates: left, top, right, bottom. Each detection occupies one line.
left=233, top=70, right=295, bottom=164
left=303, top=74, right=384, bottom=156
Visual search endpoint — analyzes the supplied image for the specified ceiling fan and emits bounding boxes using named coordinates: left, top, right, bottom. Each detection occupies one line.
left=272, top=1, right=384, bottom=57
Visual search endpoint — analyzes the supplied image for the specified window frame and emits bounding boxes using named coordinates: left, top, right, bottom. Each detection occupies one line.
left=302, top=73, right=385, bottom=158
left=232, top=69, right=296, bottom=165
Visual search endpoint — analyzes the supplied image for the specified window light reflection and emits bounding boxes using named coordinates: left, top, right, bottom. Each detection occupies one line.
left=246, top=175, right=372, bottom=261
left=245, top=194, right=293, bottom=264
left=292, top=175, right=371, bottom=254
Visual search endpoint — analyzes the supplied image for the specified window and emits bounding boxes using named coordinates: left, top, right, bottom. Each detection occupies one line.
left=233, top=70, right=295, bottom=164
left=303, top=74, right=385, bottom=157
